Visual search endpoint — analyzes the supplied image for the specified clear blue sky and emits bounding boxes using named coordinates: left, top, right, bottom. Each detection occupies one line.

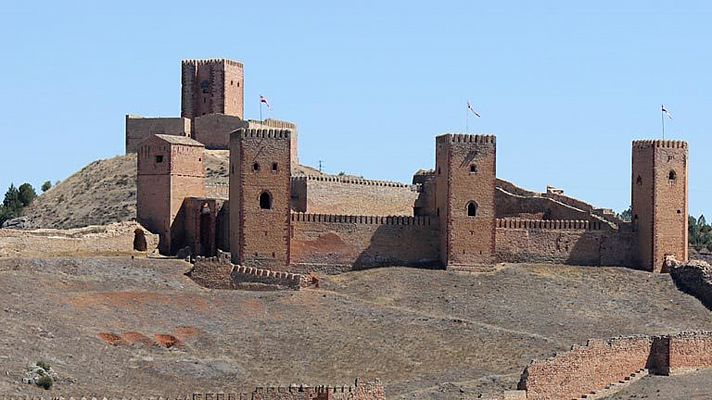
left=1, top=1, right=710, bottom=216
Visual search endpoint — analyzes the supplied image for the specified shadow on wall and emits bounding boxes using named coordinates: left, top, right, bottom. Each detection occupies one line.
left=352, top=224, right=442, bottom=270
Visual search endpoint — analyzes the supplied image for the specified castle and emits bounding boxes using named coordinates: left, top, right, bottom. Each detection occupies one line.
left=133, top=58, right=688, bottom=274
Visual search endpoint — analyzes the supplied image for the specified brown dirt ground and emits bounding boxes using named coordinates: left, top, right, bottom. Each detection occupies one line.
left=0, top=258, right=711, bottom=399
left=603, top=369, right=712, bottom=399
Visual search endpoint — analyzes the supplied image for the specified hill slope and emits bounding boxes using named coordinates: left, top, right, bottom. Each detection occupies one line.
left=20, top=150, right=323, bottom=229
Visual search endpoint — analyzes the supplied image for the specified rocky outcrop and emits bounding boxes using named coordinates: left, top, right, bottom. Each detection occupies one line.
left=670, top=258, right=712, bottom=309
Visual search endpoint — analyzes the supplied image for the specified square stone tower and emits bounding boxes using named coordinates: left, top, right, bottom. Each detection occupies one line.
left=229, top=128, right=293, bottom=269
left=631, top=140, right=688, bottom=272
left=136, top=135, right=205, bottom=254
left=181, top=59, right=244, bottom=120
left=434, top=134, right=497, bottom=267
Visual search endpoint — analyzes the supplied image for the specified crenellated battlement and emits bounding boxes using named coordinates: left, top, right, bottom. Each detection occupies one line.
left=436, top=133, right=496, bottom=144
left=237, top=128, right=291, bottom=140
left=182, top=58, right=244, bottom=68
left=291, top=175, right=416, bottom=189
left=291, top=213, right=433, bottom=226
left=632, top=139, right=687, bottom=149
left=496, top=218, right=602, bottom=230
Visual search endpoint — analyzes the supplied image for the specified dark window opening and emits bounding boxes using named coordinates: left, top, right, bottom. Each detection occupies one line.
left=467, top=201, right=478, bottom=217
left=200, top=80, right=210, bottom=93
left=230, top=80, right=234, bottom=85
left=155, top=155, right=163, bottom=163
left=198, top=158, right=202, bottom=162
left=669, top=170, right=677, bottom=181
left=260, top=191, right=272, bottom=210
left=470, top=164, right=477, bottom=173
left=436, top=208, right=440, bottom=216
left=438, top=167, right=441, bottom=175
left=252, top=162, right=260, bottom=172
left=272, top=162, right=278, bottom=172
left=636, top=176, right=642, bottom=185
left=677, top=209, right=682, bottom=214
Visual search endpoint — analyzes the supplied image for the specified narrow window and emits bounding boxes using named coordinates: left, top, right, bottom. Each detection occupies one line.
left=669, top=170, right=677, bottom=181
left=272, top=162, right=278, bottom=172
left=230, top=80, right=234, bottom=85
left=636, top=175, right=642, bottom=185
left=155, top=155, right=163, bottom=163
left=252, top=162, right=260, bottom=172
left=467, top=201, right=478, bottom=217
left=259, top=192, right=272, bottom=210
left=470, top=164, right=477, bottom=173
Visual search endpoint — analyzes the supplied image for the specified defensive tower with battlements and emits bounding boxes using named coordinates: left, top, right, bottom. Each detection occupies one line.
left=434, top=134, right=497, bottom=267
left=631, top=140, right=688, bottom=272
left=229, top=128, right=293, bottom=269
left=181, top=59, right=244, bottom=120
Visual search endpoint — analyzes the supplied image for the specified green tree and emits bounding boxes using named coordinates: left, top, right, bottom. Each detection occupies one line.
left=41, top=181, right=52, bottom=192
left=18, top=183, right=36, bottom=207
left=619, top=206, right=632, bottom=222
left=0, top=206, right=15, bottom=227
left=2, top=184, right=22, bottom=213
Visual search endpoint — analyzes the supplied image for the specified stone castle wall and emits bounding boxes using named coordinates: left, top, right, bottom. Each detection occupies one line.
left=518, top=331, right=712, bottom=400
left=125, top=116, right=191, bottom=154
left=290, top=176, right=419, bottom=216
left=495, top=219, right=638, bottom=266
left=290, top=213, right=439, bottom=272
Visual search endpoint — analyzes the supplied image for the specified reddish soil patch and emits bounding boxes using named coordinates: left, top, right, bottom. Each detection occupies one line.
left=154, top=334, right=181, bottom=348
left=174, top=326, right=200, bottom=340
left=97, top=332, right=125, bottom=346
left=122, top=331, right=156, bottom=347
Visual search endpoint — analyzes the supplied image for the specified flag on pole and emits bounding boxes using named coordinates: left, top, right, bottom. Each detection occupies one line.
left=467, top=100, right=481, bottom=118
left=662, top=105, right=672, bottom=119
left=260, top=95, right=272, bottom=110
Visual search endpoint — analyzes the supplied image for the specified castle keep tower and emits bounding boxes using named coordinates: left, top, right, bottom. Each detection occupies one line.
left=136, top=135, right=206, bottom=254
left=435, top=134, right=497, bottom=267
left=631, top=140, right=688, bottom=272
left=181, top=59, right=244, bottom=120
left=229, top=128, right=293, bottom=269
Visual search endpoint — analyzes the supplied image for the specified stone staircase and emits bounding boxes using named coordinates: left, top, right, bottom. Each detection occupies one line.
left=574, top=368, right=649, bottom=400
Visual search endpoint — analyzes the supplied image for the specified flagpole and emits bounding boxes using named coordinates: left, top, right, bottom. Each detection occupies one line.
left=465, top=104, right=469, bottom=133
left=260, top=100, right=263, bottom=123
left=661, top=106, right=665, bottom=140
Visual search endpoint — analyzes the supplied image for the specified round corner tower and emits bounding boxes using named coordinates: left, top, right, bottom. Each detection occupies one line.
left=631, top=140, right=688, bottom=272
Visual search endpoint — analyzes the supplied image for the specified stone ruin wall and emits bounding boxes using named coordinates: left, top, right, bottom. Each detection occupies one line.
left=191, top=256, right=308, bottom=290
left=290, top=176, right=419, bottom=216
left=517, top=331, right=712, bottom=400
left=0, top=380, right=385, bottom=400
left=495, top=219, right=638, bottom=266
left=496, top=187, right=596, bottom=221
left=289, top=213, right=439, bottom=272
left=0, top=222, right=157, bottom=258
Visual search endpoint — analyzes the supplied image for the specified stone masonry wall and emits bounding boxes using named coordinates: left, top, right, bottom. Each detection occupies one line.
left=519, top=335, right=654, bottom=400
left=668, top=331, right=712, bottom=375
left=495, top=219, right=637, bottom=266
left=290, top=213, right=439, bottom=272
left=291, top=176, right=419, bottom=216
left=0, top=222, right=158, bottom=258
left=193, top=114, right=247, bottom=150
left=518, top=332, right=712, bottom=400
left=125, top=116, right=191, bottom=154
left=496, top=188, right=594, bottom=221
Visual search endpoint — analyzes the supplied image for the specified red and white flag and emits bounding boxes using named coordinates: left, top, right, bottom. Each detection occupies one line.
left=662, top=104, right=673, bottom=119
left=467, top=100, right=481, bottom=118
left=260, top=95, right=272, bottom=110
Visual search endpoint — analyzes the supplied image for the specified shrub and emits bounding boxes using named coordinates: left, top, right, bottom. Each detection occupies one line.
left=41, top=181, right=52, bottom=192
left=36, top=361, right=51, bottom=371
left=36, top=375, right=53, bottom=390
